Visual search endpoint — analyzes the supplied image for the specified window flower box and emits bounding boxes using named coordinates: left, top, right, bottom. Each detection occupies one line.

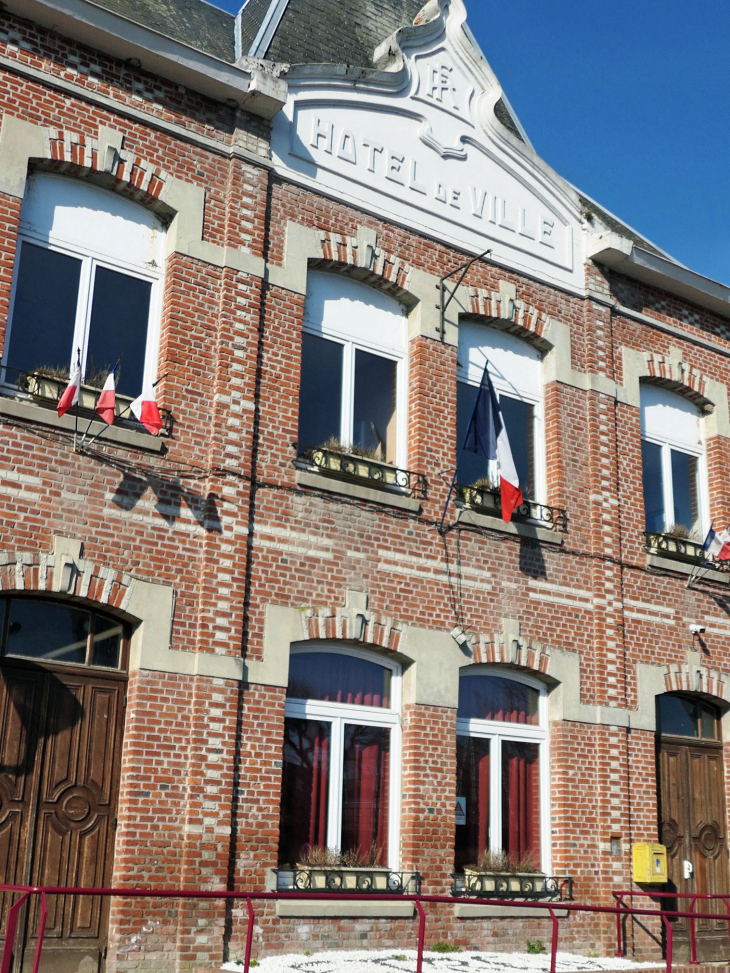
left=457, top=870, right=572, bottom=901
left=279, top=866, right=421, bottom=894
left=644, top=530, right=706, bottom=564
left=457, top=484, right=567, bottom=533
left=297, top=445, right=427, bottom=498
left=24, top=371, right=133, bottom=418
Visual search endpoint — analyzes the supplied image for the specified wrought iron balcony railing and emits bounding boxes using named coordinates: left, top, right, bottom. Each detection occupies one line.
left=457, top=484, right=568, bottom=533
left=296, top=445, right=427, bottom=499
left=1, top=366, right=174, bottom=437
left=452, top=871, right=573, bottom=901
left=276, top=867, right=422, bottom=894
left=645, top=531, right=716, bottom=565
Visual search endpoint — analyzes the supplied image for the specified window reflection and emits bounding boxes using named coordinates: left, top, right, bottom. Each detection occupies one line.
left=658, top=694, right=718, bottom=739
left=288, top=652, right=390, bottom=707
left=458, top=675, right=539, bottom=724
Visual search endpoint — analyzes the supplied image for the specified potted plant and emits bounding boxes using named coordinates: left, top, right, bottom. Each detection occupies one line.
left=295, top=843, right=391, bottom=891
left=462, top=849, right=545, bottom=896
left=303, top=438, right=407, bottom=490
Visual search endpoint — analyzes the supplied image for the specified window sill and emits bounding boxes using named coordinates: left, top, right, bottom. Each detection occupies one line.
left=275, top=900, right=415, bottom=918
left=456, top=506, right=564, bottom=546
left=453, top=903, right=569, bottom=919
left=646, top=552, right=729, bottom=584
left=296, top=469, right=422, bottom=513
left=0, top=393, right=166, bottom=454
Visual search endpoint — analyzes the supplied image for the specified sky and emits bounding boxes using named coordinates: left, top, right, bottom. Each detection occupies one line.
left=211, top=0, right=730, bottom=285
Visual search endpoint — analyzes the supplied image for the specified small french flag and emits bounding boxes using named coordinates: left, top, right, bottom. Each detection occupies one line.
left=95, top=369, right=116, bottom=426
left=131, top=380, right=163, bottom=435
left=57, top=351, right=81, bottom=418
left=703, top=526, right=730, bottom=561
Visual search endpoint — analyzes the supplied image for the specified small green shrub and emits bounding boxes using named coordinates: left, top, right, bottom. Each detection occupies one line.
left=587, top=950, right=599, bottom=958
left=431, top=942, right=462, bottom=953
left=250, top=960, right=259, bottom=968
left=391, top=955, right=407, bottom=961
left=526, top=939, right=546, bottom=954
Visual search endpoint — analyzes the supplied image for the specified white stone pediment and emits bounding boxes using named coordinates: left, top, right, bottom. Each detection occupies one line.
left=271, top=0, right=585, bottom=292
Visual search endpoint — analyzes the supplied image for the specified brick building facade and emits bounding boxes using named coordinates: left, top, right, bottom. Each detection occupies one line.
left=1, top=0, right=730, bottom=971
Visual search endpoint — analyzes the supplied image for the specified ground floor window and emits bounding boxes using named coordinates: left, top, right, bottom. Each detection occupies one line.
left=278, top=647, right=400, bottom=869
left=455, top=670, right=547, bottom=872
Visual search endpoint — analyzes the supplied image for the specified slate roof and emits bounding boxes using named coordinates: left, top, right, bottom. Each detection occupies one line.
left=88, top=0, right=235, bottom=61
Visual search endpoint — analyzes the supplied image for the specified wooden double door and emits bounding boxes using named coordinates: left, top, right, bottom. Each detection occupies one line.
left=0, top=659, right=126, bottom=973
left=658, top=734, right=730, bottom=962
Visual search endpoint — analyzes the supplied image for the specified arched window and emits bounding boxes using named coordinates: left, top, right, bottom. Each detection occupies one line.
left=3, top=173, right=165, bottom=397
left=297, top=272, right=407, bottom=466
left=278, top=646, right=400, bottom=869
left=457, top=324, right=544, bottom=501
left=455, top=669, right=548, bottom=872
left=641, top=385, right=707, bottom=538
left=0, top=596, right=125, bottom=669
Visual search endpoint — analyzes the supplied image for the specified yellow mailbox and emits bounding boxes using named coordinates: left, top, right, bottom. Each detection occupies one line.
left=632, top=842, right=668, bottom=884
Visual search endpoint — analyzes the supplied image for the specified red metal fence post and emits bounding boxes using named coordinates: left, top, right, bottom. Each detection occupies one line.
left=548, top=906, right=559, bottom=973
left=614, top=894, right=624, bottom=957
left=688, top=895, right=698, bottom=965
left=0, top=891, right=29, bottom=973
left=415, top=900, right=426, bottom=973
left=244, top=896, right=255, bottom=973
left=31, top=891, right=47, bottom=973
left=663, top=913, right=673, bottom=973
left=723, top=896, right=730, bottom=948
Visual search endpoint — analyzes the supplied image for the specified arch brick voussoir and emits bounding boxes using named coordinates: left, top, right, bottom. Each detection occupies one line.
left=0, top=550, right=136, bottom=614
left=299, top=595, right=406, bottom=653
left=315, top=229, right=415, bottom=299
left=664, top=663, right=728, bottom=701
left=469, top=284, right=555, bottom=348
left=644, top=352, right=711, bottom=408
left=470, top=629, right=551, bottom=675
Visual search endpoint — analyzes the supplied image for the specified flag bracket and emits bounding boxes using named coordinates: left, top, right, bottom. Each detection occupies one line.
left=438, top=250, right=491, bottom=342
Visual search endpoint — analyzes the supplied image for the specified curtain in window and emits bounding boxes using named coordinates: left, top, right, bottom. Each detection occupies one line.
left=278, top=718, right=330, bottom=864
left=455, top=736, right=490, bottom=870
left=341, top=725, right=389, bottom=864
left=288, top=652, right=390, bottom=707
left=502, top=741, right=540, bottom=864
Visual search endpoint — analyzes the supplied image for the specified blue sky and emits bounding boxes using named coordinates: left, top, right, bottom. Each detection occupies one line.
left=213, top=0, right=730, bottom=285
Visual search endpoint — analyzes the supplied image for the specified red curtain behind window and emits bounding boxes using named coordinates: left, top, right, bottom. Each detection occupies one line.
left=278, top=718, right=330, bottom=864
left=341, top=725, right=389, bottom=864
left=455, top=736, right=490, bottom=870
left=502, top=741, right=540, bottom=865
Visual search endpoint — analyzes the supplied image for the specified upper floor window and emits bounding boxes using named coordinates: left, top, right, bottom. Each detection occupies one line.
left=298, top=272, right=407, bottom=466
left=2, top=174, right=165, bottom=398
left=457, top=324, right=543, bottom=501
left=658, top=694, right=719, bottom=740
left=641, top=386, right=706, bottom=538
left=455, top=669, right=548, bottom=873
left=278, top=647, right=400, bottom=869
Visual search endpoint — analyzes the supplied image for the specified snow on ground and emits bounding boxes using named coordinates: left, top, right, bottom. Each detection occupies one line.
left=222, top=948, right=662, bottom=973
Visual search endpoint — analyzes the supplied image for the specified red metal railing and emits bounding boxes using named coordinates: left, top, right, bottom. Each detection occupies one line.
left=3, top=884, right=730, bottom=973
left=613, top=889, right=730, bottom=967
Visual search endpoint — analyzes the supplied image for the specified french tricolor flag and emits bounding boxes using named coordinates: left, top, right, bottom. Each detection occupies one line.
left=57, top=353, right=81, bottom=418
left=95, top=369, right=116, bottom=425
left=131, top=380, right=163, bottom=435
left=464, top=364, right=524, bottom=523
left=703, top=526, right=730, bottom=561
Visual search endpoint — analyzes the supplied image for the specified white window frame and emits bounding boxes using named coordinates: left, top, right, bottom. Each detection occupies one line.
left=302, top=273, right=408, bottom=468
left=457, top=325, right=546, bottom=503
left=456, top=666, right=550, bottom=874
left=640, top=386, right=708, bottom=536
left=285, top=644, right=402, bottom=871
left=2, top=176, right=164, bottom=394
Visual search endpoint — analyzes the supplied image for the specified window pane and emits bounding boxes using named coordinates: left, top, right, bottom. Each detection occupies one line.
left=85, top=266, right=151, bottom=397
left=457, top=382, right=491, bottom=487
left=458, top=676, right=539, bottom=725
left=6, top=243, right=81, bottom=379
left=455, top=735, right=490, bottom=870
left=4, top=600, right=89, bottom=664
left=288, top=653, right=391, bottom=707
left=298, top=333, right=343, bottom=450
left=500, top=395, right=534, bottom=499
left=642, top=440, right=665, bottom=532
left=90, top=617, right=123, bottom=668
left=278, top=718, right=331, bottom=865
left=658, top=695, right=699, bottom=737
left=671, top=450, right=700, bottom=535
left=353, top=350, right=397, bottom=463
left=502, top=741, right=540, bottom=866
left=700, top=703, right=718, bottom=740
left=341, top=724, right=389, bottom=865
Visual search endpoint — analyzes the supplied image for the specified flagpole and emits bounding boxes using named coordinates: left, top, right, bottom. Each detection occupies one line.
left=439, top=359, right=490, bottom=532
left=73, top=348, right=81, bottom=452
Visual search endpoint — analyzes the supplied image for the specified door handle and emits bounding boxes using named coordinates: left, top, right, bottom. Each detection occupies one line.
left=683, top=859, right=693, bottom=880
